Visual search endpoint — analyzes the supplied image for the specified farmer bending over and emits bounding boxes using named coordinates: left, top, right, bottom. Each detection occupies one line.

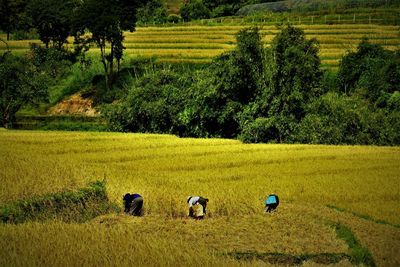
left=265, top=194, right=279, bottom=213
left=187, top=196, right=208, bottom=219
left=123, top=193, right=143, bottom=216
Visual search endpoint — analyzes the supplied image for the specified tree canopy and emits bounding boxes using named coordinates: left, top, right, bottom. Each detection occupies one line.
left=73, top=0, right=143, bottom=89
left=27, top=0, right=77, bottom=49
left=0, top=0, right=29, bottom=40
left=0, top=52, right=48, bottom=127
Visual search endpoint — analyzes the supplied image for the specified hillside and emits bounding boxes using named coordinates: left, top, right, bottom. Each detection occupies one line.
left=2, top=24, right=399, bottom=71
left=237, top=0, right=400, bottom=15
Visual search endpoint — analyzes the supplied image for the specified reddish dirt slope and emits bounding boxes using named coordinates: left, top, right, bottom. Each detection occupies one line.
left=50, top=94, right=98, bottom=116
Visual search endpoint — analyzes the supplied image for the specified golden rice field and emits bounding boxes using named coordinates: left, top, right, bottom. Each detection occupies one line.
left=0, top=129, right=399, bottom=266
left=1, top=24, right=399, bottom=70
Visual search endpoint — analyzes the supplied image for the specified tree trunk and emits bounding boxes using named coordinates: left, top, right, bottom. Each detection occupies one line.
left=109, top=41, right=114, bottom=89
left=1, top=111, right=6, bottom=127
left=117, top=59, right=120, bottom=74
left=2, top=108, right=11, bottom=128
left=6, top=17, right=10, bottom=41
left=98, top=38, right=109, bottom=90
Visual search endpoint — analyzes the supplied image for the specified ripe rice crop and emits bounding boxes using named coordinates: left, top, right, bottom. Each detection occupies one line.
left=0, top=130, right=399, bottom=266
left=1, top=24, right=399, bottom=69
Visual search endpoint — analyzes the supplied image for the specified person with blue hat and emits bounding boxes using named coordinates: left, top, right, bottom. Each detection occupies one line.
left=265, top=193, right=279, bottom=213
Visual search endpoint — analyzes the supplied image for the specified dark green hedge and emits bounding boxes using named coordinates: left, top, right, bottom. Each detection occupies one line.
left=0, top=181, right=119, bottom=224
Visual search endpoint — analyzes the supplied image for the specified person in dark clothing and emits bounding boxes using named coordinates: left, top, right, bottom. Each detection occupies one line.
left=187, top=196, right=209, bottom=219
left=123, top=193, right=143, bottom=216
left=265, top=194, right=279, bottom=213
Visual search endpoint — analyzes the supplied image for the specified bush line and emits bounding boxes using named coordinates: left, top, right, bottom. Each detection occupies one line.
left=0, top=181, right=120, bottom=224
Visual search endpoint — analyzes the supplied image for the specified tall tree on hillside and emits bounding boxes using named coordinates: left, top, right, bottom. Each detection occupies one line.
left=73, top=0, right=143, bottom=90
left=27, top=0, right=76, bottom=49
left=264, top=25, right=323, bottom=142
left=0, top=0, right=29, bottom=40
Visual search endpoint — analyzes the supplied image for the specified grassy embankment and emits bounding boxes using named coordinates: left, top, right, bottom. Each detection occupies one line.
left=0, top=130, right=399, bottom=266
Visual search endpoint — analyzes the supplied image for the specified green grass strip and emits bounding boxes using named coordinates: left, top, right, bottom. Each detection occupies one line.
left=225, top=251, right=352, bottom=265
left=13, top=115, right=108, bottom=132
left=226, top=222, right=378, bottom=266
left=327, top=204, right=400, bottom=228
left=0, top=181, right=120, bottom=224
left=334, top=223, right=376, bottom=267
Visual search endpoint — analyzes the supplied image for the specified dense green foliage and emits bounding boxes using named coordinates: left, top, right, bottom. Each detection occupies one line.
left=27, top=0, right=76, bottom=49
left=0, top=52, right=48, bottom=127
left=73, top=0, right=142, bottom=89
left=180, top=0, right=211, bottom=20
left=180, top=0, right=269, bottom=20
left=0, top=181, right=119, bottom=224
left=137, top=0, right=168, bottom=24
left=0, top=0, right=28, bottom=40
left=254, top=25, right=323, bottom=142
left=338, top=39, right=400, bottom=105
left=295, top=93, right=400, bottom=145
left=105, top=25, right=400, bottom=145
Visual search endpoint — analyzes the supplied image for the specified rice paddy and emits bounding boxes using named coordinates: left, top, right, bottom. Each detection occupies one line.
left=1, top=24, right=399, bottom=70
left=0, top=130, right=399, bottom=266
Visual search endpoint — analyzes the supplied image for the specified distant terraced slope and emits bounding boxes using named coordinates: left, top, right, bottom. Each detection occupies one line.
left=1, top=24, right=399, bottom=70
left=125, top=24, right=400, bottom=69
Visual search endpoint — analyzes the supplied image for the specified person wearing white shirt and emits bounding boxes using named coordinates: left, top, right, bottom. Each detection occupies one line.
left=187, top=196, right=208, bottom=219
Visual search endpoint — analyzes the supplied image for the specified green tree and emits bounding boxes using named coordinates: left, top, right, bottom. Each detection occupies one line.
left=0, top=0, right=28, bottom=40
left=180, top=0, right=210, bottom=21
left=179, top=27, right=266, bottom=138
left=74, top=0, right=142, bottom=89
left=137, top=0, right=168, bottom=24
left=262, top=25, right=323, bottom=142
left=212, top=27, right=266, bottom=104
left=105, top=68, right=191, bottom=134
left=0, top=53, right=48, bottom=127
left=295, top=92, right=400, bottom=145
left=338, top=39, right=400, bottom=105
left=27, top=0, right=76, bottom=49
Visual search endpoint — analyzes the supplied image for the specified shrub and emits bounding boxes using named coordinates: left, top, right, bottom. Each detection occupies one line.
left=0, top=181, right=119, bottom=224
left=294, top=92, right=400, bottom=145
left=180, top=0, right=211, bottom=21
left=28, top=43, right=74, bottom=78
left=239, top=117, right=280, bottom=143
left=337, top=39, right=400, bottom=104
left=167, top=14, right=182, bottom=23
left=11, top=29, right=39, bottom=40
left=105, top=68, right=191, bottom=133
left=137, top=0, right=168, bottom=24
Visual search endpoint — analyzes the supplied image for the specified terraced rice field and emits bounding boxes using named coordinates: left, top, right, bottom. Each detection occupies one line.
left=1, top=24, right=399, bottom=70
left=0, top=130, right=399, bottom=266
